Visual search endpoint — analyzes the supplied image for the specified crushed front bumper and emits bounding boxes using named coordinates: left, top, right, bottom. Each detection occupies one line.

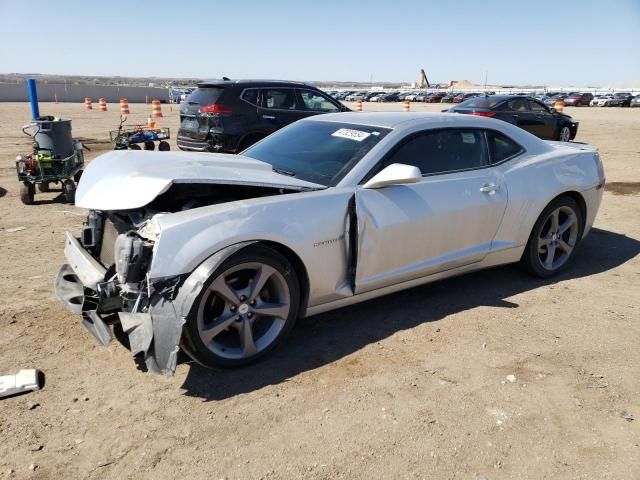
left=54, top=231, right=183, bottom=374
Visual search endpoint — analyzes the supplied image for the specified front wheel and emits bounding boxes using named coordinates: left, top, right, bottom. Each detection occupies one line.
left=183, top=245, right=300, bottom=368
left=558, top=125, right=571, bottom=142
left=520, top=196, right=584, bottom=278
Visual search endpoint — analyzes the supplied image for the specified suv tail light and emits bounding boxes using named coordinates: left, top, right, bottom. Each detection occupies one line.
left=199, top=104, right=232, bottom=115
left=471, top=111, right=496, bottom=117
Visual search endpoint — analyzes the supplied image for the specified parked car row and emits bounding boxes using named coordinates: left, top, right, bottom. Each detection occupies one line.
left=326, top=89, right=640, bottom=107
left=325, top=90, right=495, bottom=103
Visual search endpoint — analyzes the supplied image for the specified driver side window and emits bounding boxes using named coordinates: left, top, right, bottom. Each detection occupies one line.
left=298, top=90, right=340, bottom=112
left=382, top=129, right=489, bottom=176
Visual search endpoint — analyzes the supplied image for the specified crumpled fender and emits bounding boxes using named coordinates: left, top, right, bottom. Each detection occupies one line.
left=120, top=241, right=257, bottom=374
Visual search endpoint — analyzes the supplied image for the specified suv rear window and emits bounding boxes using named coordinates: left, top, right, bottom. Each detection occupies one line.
left=187, top=87, right=224, bottom=105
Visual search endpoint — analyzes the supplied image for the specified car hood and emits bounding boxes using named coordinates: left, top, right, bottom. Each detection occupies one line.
left=75, top=150, right=325, bottom=211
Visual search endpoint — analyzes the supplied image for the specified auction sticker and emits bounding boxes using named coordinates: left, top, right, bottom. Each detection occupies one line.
left=332, top=128, right=371, bottom=142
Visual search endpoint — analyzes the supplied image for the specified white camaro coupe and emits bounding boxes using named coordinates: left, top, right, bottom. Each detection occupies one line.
left=55, top=112, right=605, bottom=374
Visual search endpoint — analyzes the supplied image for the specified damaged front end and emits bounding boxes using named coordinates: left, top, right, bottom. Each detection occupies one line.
left=55, top=209, right=188, bottom=374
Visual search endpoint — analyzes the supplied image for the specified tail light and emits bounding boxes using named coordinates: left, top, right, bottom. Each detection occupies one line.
left=471, top=111, right=496, bottom=117
left=199, top=104, right=233, bottom=115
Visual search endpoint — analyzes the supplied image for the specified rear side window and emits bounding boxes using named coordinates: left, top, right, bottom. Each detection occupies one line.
left=383, top=129, right=489, bottom=176
left=186, top=87, right=224, bottom=105
left=262, top=89, right=298, bottom=110
left=486, top=131, right=524, bottom=164
left=241, top=88, right=259, bottom=106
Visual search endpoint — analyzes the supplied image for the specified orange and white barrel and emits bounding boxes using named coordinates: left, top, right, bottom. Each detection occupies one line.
left=151, top=100, right=163, bottom=118
left=147, top=117, right=156, bottom=128
left=554, top=98, right=564, bottom=112
left=98, top=98, right=107, bottom=112
left=84, top=97, right=92, bottom=110
left=355, top=99, right=363, bottom=112
left=403, top=99, right=410, bottom=112
left=119, top=98, right=130, bottom=114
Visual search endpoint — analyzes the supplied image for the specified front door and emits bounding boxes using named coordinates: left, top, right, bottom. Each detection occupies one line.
left=354, top=128, right=508, bottom=294
left=528, top=100, right=557, bottom=139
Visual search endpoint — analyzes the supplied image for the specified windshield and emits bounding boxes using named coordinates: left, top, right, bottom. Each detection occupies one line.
left=243, top=121, right=391, bottom=186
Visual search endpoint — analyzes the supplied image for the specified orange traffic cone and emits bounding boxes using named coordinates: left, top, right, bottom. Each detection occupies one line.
left=355, top=99, right=363, bottom=112
left=151, top=100, right=163, bottom=118
left=120, top=98, right=130, bottom=114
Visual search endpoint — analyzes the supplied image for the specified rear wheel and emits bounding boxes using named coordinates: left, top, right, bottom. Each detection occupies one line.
left=62, top=179, right=76, bottom=204
left=20, top=183, right=35, bottom=205
left=129, top=144, right=141, bottom=150
left=158, top=141, right=170, bottom=151
left=37, top=182, right=50, bottom=193
left=183, top=245, right=300, bottom=368
left=521, top=196, right=584, bottom=278
left=144, top=141, right=155, bottom=151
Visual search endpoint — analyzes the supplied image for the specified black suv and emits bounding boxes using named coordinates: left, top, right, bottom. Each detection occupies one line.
left=177, top=79, right=348, bottom=153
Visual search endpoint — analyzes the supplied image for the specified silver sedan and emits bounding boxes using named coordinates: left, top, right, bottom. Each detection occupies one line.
left=55, top=112, right=605, bottom=374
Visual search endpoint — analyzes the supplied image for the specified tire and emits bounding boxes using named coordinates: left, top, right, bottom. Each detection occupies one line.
left=20, top=183, right=35, bottom=205
left=74, top=170, right=83, bottom=183
left=62, top=179, right=76, bottom=204
left=558, top=125, right=571, bottom=142
left=129, top=144, right=141, bottom=150
left=37, top=182, right=50, bottom=193
left=520, top=195, right=584, bottom=278
left=158, top=141, right=170, bottom=151
left=183, top=245, right=300, bottom=368
left=143, top=141, right=155, bottom=151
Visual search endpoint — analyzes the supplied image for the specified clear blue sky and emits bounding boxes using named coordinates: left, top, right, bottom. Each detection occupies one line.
left=1, top=0, right=639, bottom=86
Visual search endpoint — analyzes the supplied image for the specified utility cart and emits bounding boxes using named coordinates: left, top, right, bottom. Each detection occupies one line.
left=110, top=115, right=171, bottom=151
left=16, top=117, right=84, bottom=205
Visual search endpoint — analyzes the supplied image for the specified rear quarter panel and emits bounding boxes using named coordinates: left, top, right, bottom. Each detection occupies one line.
left=493, top=146, right=602, bottom=249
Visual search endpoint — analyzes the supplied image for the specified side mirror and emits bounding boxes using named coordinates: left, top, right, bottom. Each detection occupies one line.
left=550, top=107, right=556, bottom=113
left=363, top=163, right=422, bottom=189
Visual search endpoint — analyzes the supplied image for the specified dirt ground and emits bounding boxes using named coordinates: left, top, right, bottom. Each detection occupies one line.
left=0, top=101, right=639, bottom=480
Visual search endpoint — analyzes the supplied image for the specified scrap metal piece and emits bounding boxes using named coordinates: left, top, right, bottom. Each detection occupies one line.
left=0, top=369, right=43, bottom=398
left=119, top=312, right=153, bottom=356
left=81, top=310, right=112, bottom=346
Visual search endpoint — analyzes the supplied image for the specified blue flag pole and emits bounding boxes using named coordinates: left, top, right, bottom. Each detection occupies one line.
left=27, top=79, right=40, bottom=120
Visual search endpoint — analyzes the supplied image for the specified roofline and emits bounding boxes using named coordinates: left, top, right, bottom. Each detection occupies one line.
left=197, top=79, right=314, bottom=87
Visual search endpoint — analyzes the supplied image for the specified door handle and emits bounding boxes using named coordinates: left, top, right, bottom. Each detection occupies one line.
left=262, top=115, right=275, bottom=120
left=480, top=184, right=500, bottom=194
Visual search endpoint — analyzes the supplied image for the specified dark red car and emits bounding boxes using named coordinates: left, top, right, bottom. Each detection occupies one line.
left=563, top=92, right=593, bottom=106
left=426, top=92, right=446, bottom=103
left=452, top=92, right=480, bottom=104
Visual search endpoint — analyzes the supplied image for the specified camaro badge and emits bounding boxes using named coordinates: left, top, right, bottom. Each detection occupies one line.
left=314, top=234, right=345, bottom=248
